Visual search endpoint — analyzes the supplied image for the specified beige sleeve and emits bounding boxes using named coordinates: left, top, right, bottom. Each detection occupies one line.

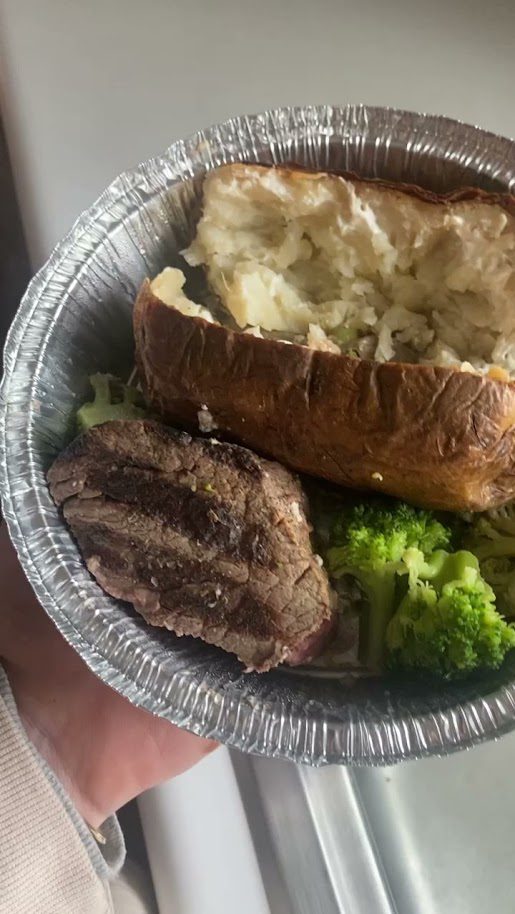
left=0, top=666, right=126, bottom=914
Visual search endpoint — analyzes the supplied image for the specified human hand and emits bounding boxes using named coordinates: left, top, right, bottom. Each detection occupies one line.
left=0, top=523, right=216, bottom=828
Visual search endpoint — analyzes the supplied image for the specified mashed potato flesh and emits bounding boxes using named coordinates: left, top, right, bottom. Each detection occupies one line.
left=150, top=268, right=215, bottom=322
left=182, top=165, right=515, bottom=378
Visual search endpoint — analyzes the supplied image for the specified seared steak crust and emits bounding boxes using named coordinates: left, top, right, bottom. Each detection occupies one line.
left=48, top=420, right=334, bottom=671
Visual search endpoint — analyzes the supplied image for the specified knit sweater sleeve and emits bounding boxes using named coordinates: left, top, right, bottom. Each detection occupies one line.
left=0, top=665, right=126, bottom=914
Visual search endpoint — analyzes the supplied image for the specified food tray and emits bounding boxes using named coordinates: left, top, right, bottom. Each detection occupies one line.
left=2, top=105, right=515, bottom=764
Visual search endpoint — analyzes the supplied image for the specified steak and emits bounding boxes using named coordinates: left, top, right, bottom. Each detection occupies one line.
left=48, top=420, right=335, bottom=671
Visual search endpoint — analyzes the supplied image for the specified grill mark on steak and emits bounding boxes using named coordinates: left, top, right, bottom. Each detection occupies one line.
left=77, top=526, right=279, bottom=639
left=81, top=465, right=272, bottom=565
left=66, top=501, right=302, bottom=639
left=48, top=419, right=335, bottom=671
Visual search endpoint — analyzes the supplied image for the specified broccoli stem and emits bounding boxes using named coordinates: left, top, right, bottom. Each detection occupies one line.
left=357, top=571, right=398, bottom=671
left=76, top=373, right=146, bottom=433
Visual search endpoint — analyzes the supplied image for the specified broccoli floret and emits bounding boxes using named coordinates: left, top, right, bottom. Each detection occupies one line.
left=387, top=552, right=515, bottom=677
left=400, top=546, right=448, bottom=586
left=324, top=500, right=515, bottom=677
left=329, top=502, right=451, bottom=565
left=76, top=374, right=147, bottom=433
left=326, top=501, right=451, bottom=670
left=463, top=504, right=515, bottom=617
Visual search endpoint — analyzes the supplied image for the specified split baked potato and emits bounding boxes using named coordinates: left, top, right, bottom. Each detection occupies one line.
left=134, top=163, right=515, bottom=512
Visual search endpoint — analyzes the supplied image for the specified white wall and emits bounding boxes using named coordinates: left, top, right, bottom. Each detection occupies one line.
left=1, top=0, right=514, bottom=266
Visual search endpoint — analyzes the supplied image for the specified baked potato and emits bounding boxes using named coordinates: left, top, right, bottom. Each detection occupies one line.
left=134, top=164, right=515, bottom=512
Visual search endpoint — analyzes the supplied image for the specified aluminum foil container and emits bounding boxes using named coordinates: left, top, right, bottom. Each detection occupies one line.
left=2, top=105, right=515, bottom=766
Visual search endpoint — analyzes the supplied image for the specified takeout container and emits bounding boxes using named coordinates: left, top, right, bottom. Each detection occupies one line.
left=2, top=105, right=515, bottom=765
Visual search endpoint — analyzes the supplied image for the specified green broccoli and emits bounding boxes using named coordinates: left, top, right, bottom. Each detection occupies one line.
left=386, top=551, right=515, bottom=677
left=332, top=325, right=358, bottom=347
left=326, top=501, right=451, bottom=670
left=463, top=504, right=515, bottom=618
left=76, top=374, right=147, bottom=433
left=324, top=500, right=515, bottom=676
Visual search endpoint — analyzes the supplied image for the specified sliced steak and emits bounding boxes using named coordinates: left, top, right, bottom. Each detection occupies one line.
left=48, top=420, right=335, bottom=671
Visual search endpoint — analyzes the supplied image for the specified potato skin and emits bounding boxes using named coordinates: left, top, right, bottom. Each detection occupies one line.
left=134, top=280, right=515, bottom=512
left=277, top=163, right=515, bottom=215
